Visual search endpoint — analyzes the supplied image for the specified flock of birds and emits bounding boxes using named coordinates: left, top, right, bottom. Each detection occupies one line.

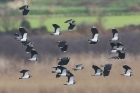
left=13, top=5, right=133, bottom=86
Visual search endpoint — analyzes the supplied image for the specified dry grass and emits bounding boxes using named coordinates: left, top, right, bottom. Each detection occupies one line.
left=0, top=53, right=139, bottom=93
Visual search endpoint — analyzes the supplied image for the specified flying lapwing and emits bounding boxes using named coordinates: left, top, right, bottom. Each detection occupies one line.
left=109, top=28, right=121, bottom=41
left=92, top=65, right=103, bottom=76
left=19, top=70, right=32, bottom=79
left=50, top=24, right=61, bottom=35
left=88, top=27, right=99, bottom=44
left=116, top=42, right=126, bottom=51
left=108, top=42, right=117, bottom=53
left=52, top=66, right=62, bottom=73
left=73, top=64, right=84, bottom=71
left=64, top=71, right=76, bottom=85
left=28, top=49, right=38, bottom=61
left=26, top=44, right=34, bottom=53
left=108, top=50, right=125, bottom=59
left=56, top=66, right=69, bottom=78
left=101, top=64, right=112, bottom=77
left=121, top=64, right=133, bottom=77
left=57, top=57, right=70, bottom=66
left=64, top=19, right=76, bottom=31
left=19, top=5, right=30, bottom=16
left=56, top=41, right=68, bottom=52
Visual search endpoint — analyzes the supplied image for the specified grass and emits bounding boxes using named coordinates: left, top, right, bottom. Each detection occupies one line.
left=26, top=15, right=140, bottom=32
left=0, top=15, right=140, bottom=32
left=0, top=53, right=140, bottom=93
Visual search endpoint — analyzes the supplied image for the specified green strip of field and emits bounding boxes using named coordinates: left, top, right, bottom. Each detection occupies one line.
left=27, top=15, right=140, bottom=32
left=0, top=15, right=140, bottom=32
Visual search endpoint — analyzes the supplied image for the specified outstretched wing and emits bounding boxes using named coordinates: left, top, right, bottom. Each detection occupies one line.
left=19, top=5, right=27, bottom=10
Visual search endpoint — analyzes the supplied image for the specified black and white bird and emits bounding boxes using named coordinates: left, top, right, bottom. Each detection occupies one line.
left=15, top=27, right=27, bottom=42
left=28, top=49, right=38, bottom=61
left=19, top=70, right=32, bottom=79
left=88, top=27, right=99, bottom=44
left=73, top=64, right=84, bottom=71
left=109, top=28, right=121, bottom=41
left=108, top=50, right=125, bottom=59
left=64, top=71, right=76, bottom=85
left=108, top=42, right=117, bottom=53
left=121, top=64, right=133, bottom=77
left=64, top=19, right=76, bottom=31
left=116, top=42, right=126, bottom=51
left=57, top=57, right=70, bottom=66
left=92, top=65, right=102, bottom=76
left=56, top=66, right=69, bottom=78
left=19, top=5, right=30, bottom=16
left=101, top=64, right=112, bottom=77
left=52, top=66, right=62, bottom=73
left=57, top=41, right=68, bottom=48
left=56, top=41, right=68, bottom=52
left=26, top=44, right=34, bottom=53
left=50, top=24, right=61, bottom=35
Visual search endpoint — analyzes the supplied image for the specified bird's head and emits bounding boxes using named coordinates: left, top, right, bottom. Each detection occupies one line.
left=14, top=33, right=18, bottom=35
left=88, top=39, right=92, bottom=42
left=108, top=39, right=112, bottom=41
left=50, top=33, right=54, bottom=35
left=56, top=41, right=61, bottom=43
left=82, top=67, right=85, bottom=69
left=123, top=48, right=126, bottom=50
left=29, top=75, right=32, bottom=78
left=74, top=81, right=76, bottom=84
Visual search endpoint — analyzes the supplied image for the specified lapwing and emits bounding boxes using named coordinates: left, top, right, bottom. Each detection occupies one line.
left=19, top=5, right=30, bottom=16
left=19, top=70, right=32, bottom=79
left=26, top=44, right=34, bottom=53
left=108, top=42, right=117, bottom=53
left=121, top=64, right=133, bottom=77
left=65, top=19, right=76, bottom=31
left=92, top=65, right=102, bottom=76
left=109, top=28, right=121, bottom=41
left=64, top=71, right=76, bottom=85
left=88, top=27, right=99, bottom=44
left=56, top=66, right=69, bottom=78
left=28, top=49, right=38, bottom=61
left=50, top=24, right=61, bottom=35
left=57, top=57, right=70, bottom=66
left=73, top=64, right=84, bottom=71
left=108, top=50, right=125, bottom=59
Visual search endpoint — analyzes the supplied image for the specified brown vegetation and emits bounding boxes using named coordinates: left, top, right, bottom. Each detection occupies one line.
left=0, top=53, right=139, bottom=93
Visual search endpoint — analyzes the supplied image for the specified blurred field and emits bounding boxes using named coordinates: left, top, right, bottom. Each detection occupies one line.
left=27, top=15, right=140, bottom=31
left=1, top=15, right=140, bottom=32
left=0, top=53, right=140, bottom=93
